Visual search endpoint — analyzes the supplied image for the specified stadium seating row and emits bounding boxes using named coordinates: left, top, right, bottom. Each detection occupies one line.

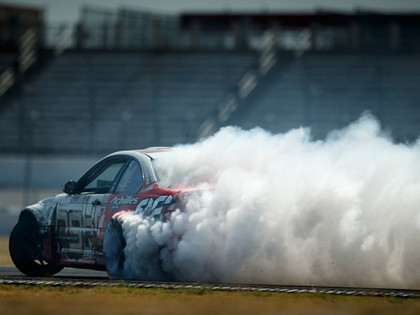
left=0, top=50, right=419, bottom=155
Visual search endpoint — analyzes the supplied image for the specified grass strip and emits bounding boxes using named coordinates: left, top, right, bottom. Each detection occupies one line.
left=1, top=284, right=420, bottom=315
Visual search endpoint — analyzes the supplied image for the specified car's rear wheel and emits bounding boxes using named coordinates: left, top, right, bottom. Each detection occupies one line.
left=103, top=218, right=126, bottom=279
left=9, top=217, right=63, bottom=277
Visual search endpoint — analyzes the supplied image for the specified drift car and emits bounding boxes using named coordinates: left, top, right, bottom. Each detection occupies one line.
left=9, top=147, right=185, bottom=278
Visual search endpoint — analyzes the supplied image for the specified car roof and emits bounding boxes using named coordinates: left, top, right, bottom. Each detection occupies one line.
left=135, top=147, right=172, bottom=154
left=103, top=148, right=169, bottom=164
left=135, top=147, right=172, bottom=159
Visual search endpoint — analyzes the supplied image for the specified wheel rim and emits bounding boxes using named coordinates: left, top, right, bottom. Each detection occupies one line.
left=21, top=225, right=45, bottom=265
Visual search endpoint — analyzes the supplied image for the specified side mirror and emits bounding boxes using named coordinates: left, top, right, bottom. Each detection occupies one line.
left=63, top=180, right=77, bottom=195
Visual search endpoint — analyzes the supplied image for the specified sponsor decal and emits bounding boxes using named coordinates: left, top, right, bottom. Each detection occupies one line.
left=110, top=196, right=140, bottom=209
left=134, top=194, right=173, bottom=217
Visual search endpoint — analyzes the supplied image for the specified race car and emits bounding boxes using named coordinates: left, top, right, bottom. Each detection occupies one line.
left=9, top=147, right=186, bottom=278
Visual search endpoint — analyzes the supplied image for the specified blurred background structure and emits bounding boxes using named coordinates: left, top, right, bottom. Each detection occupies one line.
left=0, top=1, right=420, bottom=232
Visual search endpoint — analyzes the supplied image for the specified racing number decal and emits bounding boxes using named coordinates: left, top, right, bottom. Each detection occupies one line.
left=134, top=195, right=173, bottom=218
left=97, top=209, right=106, bottom=230
left=56, top=195, right=103, bottom=260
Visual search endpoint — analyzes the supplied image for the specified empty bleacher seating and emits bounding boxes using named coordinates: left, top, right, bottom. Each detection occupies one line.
left=1, top=50, right=419, bottom=156
left=0, top=50, right=256, bottom=154
left=232, top=52, right=420, bottom=142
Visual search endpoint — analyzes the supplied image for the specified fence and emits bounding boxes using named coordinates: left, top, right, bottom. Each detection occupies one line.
left=39, top=7, right=420, bottom=52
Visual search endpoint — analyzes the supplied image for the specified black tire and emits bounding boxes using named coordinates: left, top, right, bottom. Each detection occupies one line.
left=9, top=218, right=63, bottom=277
left=103, top=218, right=126, bottom=279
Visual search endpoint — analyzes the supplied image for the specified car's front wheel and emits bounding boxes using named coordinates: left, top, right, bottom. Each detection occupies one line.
left=9, top=217, right=63, bottom=277
left=103, top=218, right=126, bottom=279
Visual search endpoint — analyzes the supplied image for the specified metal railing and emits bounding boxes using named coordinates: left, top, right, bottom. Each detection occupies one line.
left=41, top=23, right=420, bottom=52
left=0, top=27, right=39, bottom=97
left=198, top=28, right=283, bottom=138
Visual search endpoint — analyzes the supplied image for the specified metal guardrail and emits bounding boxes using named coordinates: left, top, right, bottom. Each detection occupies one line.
left=1, top=276, right=419, bottom=298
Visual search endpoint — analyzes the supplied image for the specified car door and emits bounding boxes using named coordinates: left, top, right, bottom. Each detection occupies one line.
left=55, top=157, right=128, bottom=262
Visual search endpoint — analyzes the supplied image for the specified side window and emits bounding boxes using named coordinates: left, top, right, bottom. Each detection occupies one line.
left=80, top=161, right=126, bottom=194
left=114, top=160, right=144, bottom=194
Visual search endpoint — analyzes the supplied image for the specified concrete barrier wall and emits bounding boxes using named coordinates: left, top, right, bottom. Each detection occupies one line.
left=0, top=214, right=18, bottom=236
left=0, top=155, right=100, bottom=187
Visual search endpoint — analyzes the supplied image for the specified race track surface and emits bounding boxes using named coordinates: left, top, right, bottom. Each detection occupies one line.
left=0, top=266, right=108, bottom=279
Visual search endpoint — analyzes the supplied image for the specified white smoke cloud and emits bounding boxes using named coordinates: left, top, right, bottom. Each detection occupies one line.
left=114, top=114, right=420, bottom=288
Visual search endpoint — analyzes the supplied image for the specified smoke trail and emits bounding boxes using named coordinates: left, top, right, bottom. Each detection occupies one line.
left=115, top=114, right=420, bottom=288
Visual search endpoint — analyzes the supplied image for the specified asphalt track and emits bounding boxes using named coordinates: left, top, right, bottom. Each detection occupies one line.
left=0, top=266, right=108, bottom=279
left=1, top=266, right=420, bottom=298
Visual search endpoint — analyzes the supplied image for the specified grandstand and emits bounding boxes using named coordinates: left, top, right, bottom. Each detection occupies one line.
left=230, top=51, right=420, bottom=141
left=1, top=4, right=420, bottom=214
left=0, top=50, right=256, bottom=154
